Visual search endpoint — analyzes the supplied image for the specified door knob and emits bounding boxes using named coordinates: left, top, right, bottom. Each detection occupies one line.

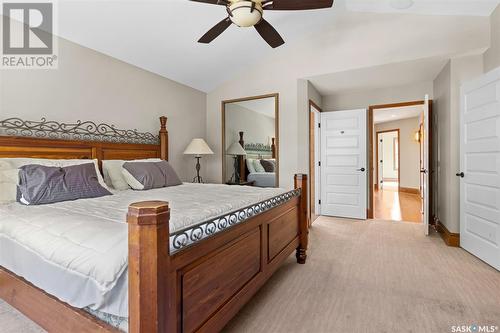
left=357, top=168, right=366, bottom=172
left=420, top=169, right=427, bottom=174
left=456, top=172, right=465, bottom=178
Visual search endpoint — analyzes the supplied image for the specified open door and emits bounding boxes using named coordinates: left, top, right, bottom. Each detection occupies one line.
left=378, top=137, right=384, bottom=190
left=421, top=95, right=430, bottom=235
left=460, top=68, right=500, bottom=271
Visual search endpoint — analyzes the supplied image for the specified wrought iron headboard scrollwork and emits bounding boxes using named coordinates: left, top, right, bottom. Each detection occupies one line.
left=0, top=117, right=159, bottom=145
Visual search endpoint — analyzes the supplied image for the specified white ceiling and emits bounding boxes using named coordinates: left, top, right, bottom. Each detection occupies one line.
left=347, top=0, right=499, bottom=16
left=308, top=56, right=449, bottom=95
left=31, top=0, right=500, bottom=92
left=374, top=105, right=423, bottom=124
left=231, top=97, right=276, bottom=118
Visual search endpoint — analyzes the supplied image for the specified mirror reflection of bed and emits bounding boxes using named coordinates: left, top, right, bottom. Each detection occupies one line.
left=223, top=94, right=279, bottom=188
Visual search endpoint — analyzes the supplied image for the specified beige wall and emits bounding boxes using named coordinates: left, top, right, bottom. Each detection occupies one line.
left=484, top=5, right=500, bottom=72
left=205, top=13, right=488, bottom=190
left=0, top=36, right=207, bottom=182
left=322, top=81, right=433, bottom=111
left=375, top=117, right=421, bottom=189
left=433, top=54, right=484, bottom=233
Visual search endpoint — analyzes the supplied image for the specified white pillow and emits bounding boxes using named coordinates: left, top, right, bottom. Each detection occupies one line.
left=121, top=169, right=145, bottom=190
left=102, top=159, right=161, bottom=190
left=253, top=159, right=265, bottom=173
left=0, top=158, right=109, bottom=204
left=246, top=158, right=256, bottom=174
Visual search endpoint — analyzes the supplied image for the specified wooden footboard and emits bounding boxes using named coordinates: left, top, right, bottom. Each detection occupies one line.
left=128, top=174, right=309, bottom=333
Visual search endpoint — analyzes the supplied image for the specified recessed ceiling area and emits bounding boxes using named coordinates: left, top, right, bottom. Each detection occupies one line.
left=307, top=56, right=449, bottom=96
left=374, top=105, right=423, bottom=124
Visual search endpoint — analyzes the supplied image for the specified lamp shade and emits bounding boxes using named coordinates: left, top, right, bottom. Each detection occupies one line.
left=226, top=141, right=247, bottom=156
left=183, top=138, right=214, bottom=155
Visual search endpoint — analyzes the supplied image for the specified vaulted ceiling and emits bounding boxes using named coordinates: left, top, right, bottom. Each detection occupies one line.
left=55, top=0, right=499, bottom=92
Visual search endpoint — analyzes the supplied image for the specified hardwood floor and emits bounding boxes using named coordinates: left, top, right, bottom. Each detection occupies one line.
left=374, top=184, right=422, bottom=223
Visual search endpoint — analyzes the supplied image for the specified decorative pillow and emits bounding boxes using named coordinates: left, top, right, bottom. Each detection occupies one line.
left=260, top=159, right=275, bottom=173
left=253, top=159, right=265, bottom=173
left=103, top=159, right=161, bottom=190
left=246, top=158, right=256, bottom=174
left=0, top=158, right=108, bottom=204
left=17, top=163, right=112, bottom=205
left=122, top=160, right=182, bottom=190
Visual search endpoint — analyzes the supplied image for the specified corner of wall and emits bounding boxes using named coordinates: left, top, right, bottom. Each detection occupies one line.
left=484, top=4, right=500, bottom=72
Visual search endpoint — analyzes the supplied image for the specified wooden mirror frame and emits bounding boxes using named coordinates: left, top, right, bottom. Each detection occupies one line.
left=221, top=93, right=279, bottom=186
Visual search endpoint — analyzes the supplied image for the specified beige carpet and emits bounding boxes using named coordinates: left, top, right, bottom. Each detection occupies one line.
left=1, top=217, right=499, bottom=333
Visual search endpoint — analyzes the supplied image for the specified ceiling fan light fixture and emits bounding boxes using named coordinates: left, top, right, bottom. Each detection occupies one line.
left=229, top=1, right=263, bottom=27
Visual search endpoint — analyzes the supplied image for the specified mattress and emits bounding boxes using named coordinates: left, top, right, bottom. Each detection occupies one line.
left=248, top=172, right=277, bottom=187
left=0, top=183, right=285, bottom=319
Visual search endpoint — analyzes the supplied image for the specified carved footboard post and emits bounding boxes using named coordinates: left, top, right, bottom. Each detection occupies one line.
left=127, top=201, right=171, bottom=333
left=294, top=174, right=309, bottom=264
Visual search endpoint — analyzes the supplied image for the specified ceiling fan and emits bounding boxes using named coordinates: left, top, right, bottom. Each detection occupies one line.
left=191, top=0, right=334, bottom=48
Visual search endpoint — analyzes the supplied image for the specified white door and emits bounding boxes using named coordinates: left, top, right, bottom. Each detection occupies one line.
left=460, top=68, right=500, bottom=271
left=378, top=135, right=384, bottom=190
left=320, top=109, right=367, bottom=220
left=421, top=95, right=430, bottom=235
left=314, top=109, right=321, bottom=216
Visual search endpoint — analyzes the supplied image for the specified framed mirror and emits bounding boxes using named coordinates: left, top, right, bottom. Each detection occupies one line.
left=222, top=93, right=279, bottom=188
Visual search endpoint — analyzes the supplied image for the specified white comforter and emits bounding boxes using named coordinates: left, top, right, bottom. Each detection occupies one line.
left=0, top=183, right=285, bottom=317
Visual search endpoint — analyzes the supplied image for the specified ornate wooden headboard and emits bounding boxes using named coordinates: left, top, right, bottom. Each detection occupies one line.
left=0, top=116, right=168, bottom=165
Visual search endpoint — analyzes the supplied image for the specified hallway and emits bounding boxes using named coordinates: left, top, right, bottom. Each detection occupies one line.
left=374, top=184, right=422, bottom=223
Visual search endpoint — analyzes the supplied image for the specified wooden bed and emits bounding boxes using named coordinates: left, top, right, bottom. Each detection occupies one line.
left=0, top=117, right=309, bottom=333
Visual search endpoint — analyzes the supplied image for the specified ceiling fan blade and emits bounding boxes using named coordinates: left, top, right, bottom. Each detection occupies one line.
left=263, top=0, right=334, bottom=10
left=198, top=17, right=232, bottom=44
left=190, top=0, right=229, bottom=6
left=254, top=19, right=285, bottom=48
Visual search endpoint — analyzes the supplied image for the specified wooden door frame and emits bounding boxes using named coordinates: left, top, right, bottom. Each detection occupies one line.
left=368, top=100, right=433, bottom=220
left=309, top=100, right=322, bottom=226
left=375, top=129, right=400, bottom=191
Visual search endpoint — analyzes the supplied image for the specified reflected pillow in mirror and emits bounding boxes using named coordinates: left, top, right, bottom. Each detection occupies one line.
left=253, top=159, right=265, bottom=173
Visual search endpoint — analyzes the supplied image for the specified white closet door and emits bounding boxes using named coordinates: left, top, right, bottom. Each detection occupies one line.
left=460, top=67, right=500, bottom=271
left=320, top=109, right=367, bottom=220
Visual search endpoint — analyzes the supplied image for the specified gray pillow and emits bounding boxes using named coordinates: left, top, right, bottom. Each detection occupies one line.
left=260, top=159, right=275, bottom=173
left=122, top=160, right=182, bottom=190
left=17, top=163, right=112, bottom=205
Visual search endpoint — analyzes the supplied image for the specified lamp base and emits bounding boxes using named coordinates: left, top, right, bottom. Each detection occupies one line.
left=229, top=155, right=240, bottom=183
left=193, top=156, right=204, bottom=183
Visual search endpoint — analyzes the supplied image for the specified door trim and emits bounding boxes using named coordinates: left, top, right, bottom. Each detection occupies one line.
left=376, top=129, right=400, bottom=192
left=309, top=100, right=322, bottom=225
left=368, top=100, right=433, bottom=220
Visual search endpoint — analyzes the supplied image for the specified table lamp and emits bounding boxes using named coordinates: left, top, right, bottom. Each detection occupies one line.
left=226, top=141, right=247, bottom=183
left=183, top=138, right=214, bottom=183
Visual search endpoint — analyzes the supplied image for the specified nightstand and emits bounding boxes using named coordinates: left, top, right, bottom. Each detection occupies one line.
left=226, top=181, right=255, bottom=186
